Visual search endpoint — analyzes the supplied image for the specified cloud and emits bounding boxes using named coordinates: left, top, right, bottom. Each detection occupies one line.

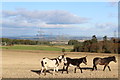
left=95, top=22, right=117, bottom=29
left=2, top=9, right=90, bottom=29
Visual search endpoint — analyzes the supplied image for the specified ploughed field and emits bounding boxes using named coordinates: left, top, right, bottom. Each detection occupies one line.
left=2, top=49, right=119, bottom=78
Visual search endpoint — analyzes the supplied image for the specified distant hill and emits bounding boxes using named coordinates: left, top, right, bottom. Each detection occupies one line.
left=1, top=35, right=105, bottom=41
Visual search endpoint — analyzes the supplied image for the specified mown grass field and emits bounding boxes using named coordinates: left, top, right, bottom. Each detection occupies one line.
left=1, top=45, right=73, bottom=52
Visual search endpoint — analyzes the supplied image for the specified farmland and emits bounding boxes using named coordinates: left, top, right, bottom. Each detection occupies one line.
left=1, top=45, right=73, bottom=52
left=1, top=47, right=119, bottom=78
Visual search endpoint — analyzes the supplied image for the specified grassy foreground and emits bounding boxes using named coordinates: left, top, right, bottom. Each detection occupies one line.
left=1, top=45, right=73, bottom=51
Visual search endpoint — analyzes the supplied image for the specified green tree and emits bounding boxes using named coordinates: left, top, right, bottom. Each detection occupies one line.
left=82, top=40, right=91, bottom=52
left=68, top=40, right=79, bottom=45
left=103, top=36, right=107, bottom=41
left=72, top=42, right=83, bottom=52
left=91, top=35, right=97, bottom=43
left=90, top=35, right=98, bottom=52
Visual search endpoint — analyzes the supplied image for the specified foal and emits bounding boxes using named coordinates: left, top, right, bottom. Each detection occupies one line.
left=62, top=56, right=87, bottom=74
left=41, top=55, right=65, bottom=75
left=92, top=56, right=117, bottom=71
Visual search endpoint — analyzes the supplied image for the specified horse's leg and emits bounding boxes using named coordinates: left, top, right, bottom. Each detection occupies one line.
left=95, top=65, right=97, bottom=70
left=56, top=67, right=59, bottom=73
left=66, top=66, right=69, bottom=74
left=74, top=66, right=79, bottom=73
left=74, top=67, right=77, bottom=73
left=93, top=63, right=97, bottom=70
left=53, top=67, right=56, bottom=75
left=41, top=67, right=44, bottom=74
left=92, top=65, right=95, bottom=70
left=78, top=66, right=83, bottom=73
left=108, top=66, right=111, bottom=71
left=44, top=66, right=48, bottom=75
left=103, top=65, right=107, bottom=71
left=93, top=65, right=97, bottom=70
left=93, top=59, right=96, bottom=70
left=93, top=58, right=99, bottom=70
left=44, top=68, right=46, bottom=75
left=62, top=66, right=65, bottom=73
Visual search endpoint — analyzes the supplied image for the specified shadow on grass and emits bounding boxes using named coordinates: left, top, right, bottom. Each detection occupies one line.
left=81, top=67, right=93, bottom=70
left=31, top=67, right=93, bottom=75
left=31, top=69, right=66, bottom=75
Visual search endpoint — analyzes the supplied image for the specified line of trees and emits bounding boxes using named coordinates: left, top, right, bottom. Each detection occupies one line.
left=69, top=35, right=119, bottom=54
left=1, top=38, right=50, bottom=45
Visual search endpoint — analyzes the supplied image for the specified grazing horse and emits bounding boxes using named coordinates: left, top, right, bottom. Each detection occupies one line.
left=62, top=56, right=87, bottom=74
left=40, top=55, right=65, bottom=75
left=92, top=56, right=117, bottom=71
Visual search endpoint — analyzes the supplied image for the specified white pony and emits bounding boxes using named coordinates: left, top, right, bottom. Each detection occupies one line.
left=40, top=54, right=65, bottom=75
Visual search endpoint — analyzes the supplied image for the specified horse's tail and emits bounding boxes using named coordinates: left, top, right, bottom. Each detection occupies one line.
left=93, top=58, right=96, bottom=65
left=92, top=58, right=96, bottom=70
left=41, top=61, right=44, bottom=67
left=93, top=58, right=100, bottom=70
left=93, top=57, right=99, bottom=65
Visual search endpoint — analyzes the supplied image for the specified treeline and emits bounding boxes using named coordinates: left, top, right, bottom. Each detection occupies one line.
left=1, top=38, right=50, bottom=45
left=68, top=35, right=119, bottom=54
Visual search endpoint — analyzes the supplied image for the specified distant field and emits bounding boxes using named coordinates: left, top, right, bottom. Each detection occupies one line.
left=1, top=45, right=73, bottom=51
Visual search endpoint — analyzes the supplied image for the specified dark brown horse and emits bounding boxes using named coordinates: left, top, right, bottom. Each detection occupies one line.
left=92, top=56, right=117, bottom=71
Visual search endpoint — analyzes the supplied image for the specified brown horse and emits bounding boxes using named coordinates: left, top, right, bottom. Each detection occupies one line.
left=92, top=56, right=117, bottom=71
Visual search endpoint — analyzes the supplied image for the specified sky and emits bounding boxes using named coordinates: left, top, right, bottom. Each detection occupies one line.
left=1, top=2, right=118, bottom=37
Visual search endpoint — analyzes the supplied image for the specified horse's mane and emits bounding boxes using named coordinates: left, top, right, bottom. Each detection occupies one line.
left=66, top=57, right=85, bottom=60
left=103, top=56, right=115, bottom=59
left=66, top=57, right=71, bottom=59
left=107, top=56, right=115, bottom=58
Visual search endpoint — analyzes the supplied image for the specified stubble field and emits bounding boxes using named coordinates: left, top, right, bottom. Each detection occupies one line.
left=1, top=49, right=119, bottom=78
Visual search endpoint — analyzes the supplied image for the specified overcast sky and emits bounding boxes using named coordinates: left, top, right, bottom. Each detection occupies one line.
left=1, top=2, right=118, bottom=37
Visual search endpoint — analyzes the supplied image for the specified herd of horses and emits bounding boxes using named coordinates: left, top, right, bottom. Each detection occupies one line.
left=40, top=54, right=117, bottom=75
